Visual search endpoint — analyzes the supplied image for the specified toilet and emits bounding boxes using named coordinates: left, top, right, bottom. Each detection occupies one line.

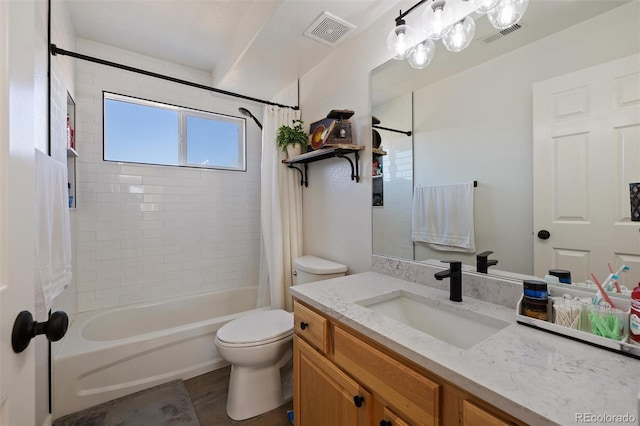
left=214, top=255, right=347, bottom=420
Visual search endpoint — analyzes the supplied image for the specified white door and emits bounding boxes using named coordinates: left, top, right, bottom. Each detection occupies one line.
left=1, top=0, right=37, bottom=424
left=533, top=54, right=640, bottom=287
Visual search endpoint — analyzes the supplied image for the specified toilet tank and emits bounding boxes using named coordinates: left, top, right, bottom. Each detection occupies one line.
left=293, top=255, right=347, bottom=285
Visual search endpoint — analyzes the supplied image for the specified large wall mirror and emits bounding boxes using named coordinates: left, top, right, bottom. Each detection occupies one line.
left=371, top=0, right=640, bottom=290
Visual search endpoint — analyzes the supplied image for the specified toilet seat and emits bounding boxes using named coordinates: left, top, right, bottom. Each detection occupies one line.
left=216, top=309, right=293, bottom=347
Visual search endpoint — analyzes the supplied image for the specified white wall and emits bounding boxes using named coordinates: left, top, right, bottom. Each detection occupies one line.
left=71, top=39, right=263, bottom=312
left=50, top=0, right=77, bottom=324
left=299, top=1, right=409, bottom=273
left=412, top=2, right=640, bottom=273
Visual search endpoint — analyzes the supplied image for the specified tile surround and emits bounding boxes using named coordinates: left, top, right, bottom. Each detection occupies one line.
left=71, top=38, right=262, bottom=312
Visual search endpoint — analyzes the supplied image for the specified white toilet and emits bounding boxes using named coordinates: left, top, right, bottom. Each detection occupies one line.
left=214, top=255, right=347, bottom=420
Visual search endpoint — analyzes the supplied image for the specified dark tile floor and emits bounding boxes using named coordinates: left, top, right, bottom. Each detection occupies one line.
left=184, top=367, right=293, bottom=426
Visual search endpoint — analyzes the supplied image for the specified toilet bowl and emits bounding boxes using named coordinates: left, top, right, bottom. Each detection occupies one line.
left=215, top=255, right=346, bottom=420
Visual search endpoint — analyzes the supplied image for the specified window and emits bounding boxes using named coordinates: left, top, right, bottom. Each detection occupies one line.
left=103, top=92, right=246, bottom=171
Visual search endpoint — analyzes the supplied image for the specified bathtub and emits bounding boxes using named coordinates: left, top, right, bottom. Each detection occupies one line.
left=53, top=286, right=265, bottom=418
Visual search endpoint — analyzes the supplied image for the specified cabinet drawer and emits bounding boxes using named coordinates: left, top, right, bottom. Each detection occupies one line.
left=463, top=400, right=511, bottom=426
left=333, top=326, right=440, bottom=426
left=294, top=301, right=329, bottom=354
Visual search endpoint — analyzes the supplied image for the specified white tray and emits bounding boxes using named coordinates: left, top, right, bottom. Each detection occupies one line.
left=516, top=285, right=640, bottom=360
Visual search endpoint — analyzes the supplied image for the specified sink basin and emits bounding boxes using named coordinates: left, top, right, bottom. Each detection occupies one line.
left=357, top=292, right=510, bottom=350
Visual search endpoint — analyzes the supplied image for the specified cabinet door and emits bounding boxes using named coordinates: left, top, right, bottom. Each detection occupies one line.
left=333, top=326, right=440, bottom=426
left=294, top=336, right=371, bottom=426
left=375, top=400, right=411, bottom=426
left=463, top=400, right=511, bottom=426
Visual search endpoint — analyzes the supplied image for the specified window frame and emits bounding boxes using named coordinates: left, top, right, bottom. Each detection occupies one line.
left=103, top=91, right=247, bottom=172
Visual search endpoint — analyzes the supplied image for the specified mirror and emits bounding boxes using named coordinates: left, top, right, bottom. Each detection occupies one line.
left=371, top=0, right=640, bottom=290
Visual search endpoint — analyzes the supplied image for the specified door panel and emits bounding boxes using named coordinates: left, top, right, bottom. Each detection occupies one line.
left=534, top=54, right=640, bottom=287
left=0, top=0, right=37, bottom=424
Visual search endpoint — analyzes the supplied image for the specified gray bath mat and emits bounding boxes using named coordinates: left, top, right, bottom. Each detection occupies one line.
left=53, top=380, right=200, bottom=426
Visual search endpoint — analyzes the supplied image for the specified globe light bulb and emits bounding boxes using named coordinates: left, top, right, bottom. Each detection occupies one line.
left=408, top=39, right=435, bottom=69
left=475, top=0, right=502, bottom=14
left=422, top=0, right=454, bottom=40
left=442, top=16, right=475, bottom=52
left=386, top=20, right=418, bottom=59
left=487, top=0, right=528, bottom=29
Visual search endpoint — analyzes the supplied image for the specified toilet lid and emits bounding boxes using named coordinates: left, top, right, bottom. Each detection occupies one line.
left=217, top=309, right=293, bottom=345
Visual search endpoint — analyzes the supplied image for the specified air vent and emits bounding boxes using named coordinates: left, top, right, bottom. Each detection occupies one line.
left=478, top=22, right=526, bottom=45
left=304, top=11, right=356, bottom=47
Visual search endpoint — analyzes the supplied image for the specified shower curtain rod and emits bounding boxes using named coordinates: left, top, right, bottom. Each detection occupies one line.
left=50, top=44, right=299, bottom=110
left=372, top=124, right=412, bottom=136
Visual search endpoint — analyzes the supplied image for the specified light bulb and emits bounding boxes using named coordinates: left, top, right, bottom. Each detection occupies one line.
left=386, top=20, right=418, bottom=60
left=442, top=16, right=475, bottom=52
left=422, top=0, right=454, bottom=40
left=408, top=39, right=435, bottom=69
left=475, top=0, right=502, bottom=14
left=487, top=0, right=528, bottom=29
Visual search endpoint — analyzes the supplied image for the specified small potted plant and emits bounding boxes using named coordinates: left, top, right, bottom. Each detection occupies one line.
left=277, top=119, right=308, bottom=158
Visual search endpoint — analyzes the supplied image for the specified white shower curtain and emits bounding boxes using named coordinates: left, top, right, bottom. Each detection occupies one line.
left=258, top=106, right=303, bottom=311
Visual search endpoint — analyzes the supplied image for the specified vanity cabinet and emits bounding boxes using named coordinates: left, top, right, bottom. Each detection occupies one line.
left=293, top=300, right=525, bottom=426
left=294, top=336, right=372, bottom=426
left=462, top=400, right=511, bottom=426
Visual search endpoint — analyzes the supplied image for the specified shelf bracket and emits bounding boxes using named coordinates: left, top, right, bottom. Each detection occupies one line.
left=288, top=164, right=308, bottom=187
left=336, top=151, right=360, bottom=182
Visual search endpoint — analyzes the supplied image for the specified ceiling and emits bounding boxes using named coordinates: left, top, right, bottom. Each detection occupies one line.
left=63, top=0, right=400, bottom=103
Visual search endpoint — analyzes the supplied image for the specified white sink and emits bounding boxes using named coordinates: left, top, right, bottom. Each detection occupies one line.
left=357, top=292, right=510, bottom=350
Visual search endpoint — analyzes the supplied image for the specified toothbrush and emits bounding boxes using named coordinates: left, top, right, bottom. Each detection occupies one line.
left=609, top=264, right=630, bottom=293
left=590, top=273, right=616, bottom=309
left=601, top=272, right=619, bottom=293
left=607, top=263, right=622, bottom=293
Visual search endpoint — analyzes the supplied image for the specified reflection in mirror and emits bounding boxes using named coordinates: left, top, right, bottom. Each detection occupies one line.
left=371, top=1, right=640, bottom=291
left=371, top=92, right=413, bottom=260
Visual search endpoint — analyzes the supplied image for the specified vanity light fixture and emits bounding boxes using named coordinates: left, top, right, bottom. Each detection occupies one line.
left=387, top=0, right=528, bottom=69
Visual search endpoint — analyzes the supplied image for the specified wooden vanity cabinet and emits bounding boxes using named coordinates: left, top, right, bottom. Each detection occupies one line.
left=293, top=300, right=524, bottom=426
left=293, top=336, right=372, bottom=426
left=462, top=400, right=512, bottom=426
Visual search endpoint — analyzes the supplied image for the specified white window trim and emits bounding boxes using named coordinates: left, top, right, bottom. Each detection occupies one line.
left=103, top=92, right=247, bottom=171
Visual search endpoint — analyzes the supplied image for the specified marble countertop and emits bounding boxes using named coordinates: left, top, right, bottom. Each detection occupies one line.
left=290, top=271, right=640, bottom=426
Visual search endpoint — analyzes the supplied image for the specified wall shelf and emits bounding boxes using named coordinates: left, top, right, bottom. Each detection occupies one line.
left=282, top=144, right=364, bottom=187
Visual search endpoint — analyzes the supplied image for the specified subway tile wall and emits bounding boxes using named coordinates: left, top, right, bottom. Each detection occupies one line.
left=73, top=38, right=262, bottom=312
left=371, top=93, right=414, bottom=259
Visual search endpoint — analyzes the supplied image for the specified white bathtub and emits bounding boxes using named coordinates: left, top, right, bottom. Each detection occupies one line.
left=53, top=286, right=264, bottom=418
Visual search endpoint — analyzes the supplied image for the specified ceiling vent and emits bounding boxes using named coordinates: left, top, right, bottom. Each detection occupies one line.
left=304, top=11, right=357, bottom=47
left=478, top=22, right=527, bottom=45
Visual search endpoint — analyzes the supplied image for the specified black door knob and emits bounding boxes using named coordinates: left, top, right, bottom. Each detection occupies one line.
left=380, top=421, right=392, bottom=426
left=353, top=395, right=364, bottom=407
left=12, top=310, right=68, bottom=353
left=300, top=321, right=308, bottom=330
left=537, top=230, right=551, bottom=240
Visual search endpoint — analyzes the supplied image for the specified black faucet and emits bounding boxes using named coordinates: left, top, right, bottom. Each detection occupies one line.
left=476, top=251, right=498, bottom=274
left=434, top=260, right=462, bottom=302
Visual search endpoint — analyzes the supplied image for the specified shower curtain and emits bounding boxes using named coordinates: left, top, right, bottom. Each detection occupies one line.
left=258, top=106, right=303, bottom=311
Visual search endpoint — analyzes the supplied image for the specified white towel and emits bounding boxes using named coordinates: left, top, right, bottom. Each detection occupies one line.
left=411, top=182, right=475, bottom=253
left=35, top=149, right=72, bottom=310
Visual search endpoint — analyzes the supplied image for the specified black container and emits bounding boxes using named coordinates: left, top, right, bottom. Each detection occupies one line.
left=522, top=280, right=549, bottom=321
left=549, top=269, right=571, bottom=284
left=631, top=183, right=640, bottom=222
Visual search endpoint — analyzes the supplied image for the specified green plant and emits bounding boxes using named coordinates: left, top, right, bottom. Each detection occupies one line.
left=277, top=119, right=308, bottom=153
